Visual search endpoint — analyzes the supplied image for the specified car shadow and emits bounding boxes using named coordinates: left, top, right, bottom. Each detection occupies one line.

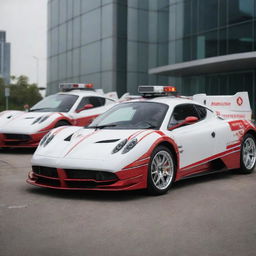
left=25, top=170, right=241, bottom=202
left=172, top=169, right=240, bottom=191
left=0, top=148, right=36, bottom=154
left=25, top=186, right=147, bottom=202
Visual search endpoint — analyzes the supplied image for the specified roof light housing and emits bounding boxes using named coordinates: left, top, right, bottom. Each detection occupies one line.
left=138, top=85, right=177, bottom=97
left=59, top=83, right=95, bottom=92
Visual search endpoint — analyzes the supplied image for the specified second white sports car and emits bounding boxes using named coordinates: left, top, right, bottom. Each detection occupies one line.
left=0, top=83, right=116, bottom=148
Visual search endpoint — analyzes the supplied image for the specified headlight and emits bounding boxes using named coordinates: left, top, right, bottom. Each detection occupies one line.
left=112, top=139, right=127, bottom=154
left=43, top=134, right=55, bottom=147
left=39, top=132, right=51, bottom=146
left=39, top=132, right=55, bottom=147
left=122, top=138, right=137, bottom=154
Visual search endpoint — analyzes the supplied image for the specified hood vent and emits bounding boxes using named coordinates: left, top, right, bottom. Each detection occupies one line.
left=64, top=133, right=74, bottom=141
left=95, top=139, right=120, bottom=143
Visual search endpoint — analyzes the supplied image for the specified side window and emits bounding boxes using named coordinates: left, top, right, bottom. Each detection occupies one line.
left=89, top=97, right=105, bottom=107
left=169, top=104, right=200, bottom=127
left=194, top=105, right=207, bottom=120
left=76, top=97, right=90, bottom=111
left=75, top=97, right=106, bottom=112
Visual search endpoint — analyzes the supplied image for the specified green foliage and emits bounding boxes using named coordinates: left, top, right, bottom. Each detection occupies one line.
left=0, top=75, right=42, bottom=111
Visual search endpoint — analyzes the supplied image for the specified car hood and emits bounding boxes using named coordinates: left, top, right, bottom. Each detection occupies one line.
left=33, top=127, right=161, bottom=171
left=0, top=110, right=63, bottom=134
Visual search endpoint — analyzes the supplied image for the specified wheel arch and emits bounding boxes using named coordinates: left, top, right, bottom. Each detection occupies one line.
left=55, top=119, right=72, bottom=126
left=244, top=129, right=256, bottom=141
left=155, top=141, right=178, bottom=169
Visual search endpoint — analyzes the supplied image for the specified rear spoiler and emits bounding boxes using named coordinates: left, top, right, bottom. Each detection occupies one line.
left=94, top=89, right=118, bottom=101
left=192, top=92, right=252, bottom=120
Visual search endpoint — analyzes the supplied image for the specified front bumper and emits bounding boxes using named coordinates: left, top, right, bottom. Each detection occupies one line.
left=0, top=132, right=47, bottom=148
left=26, top=165, right=148, bottom=191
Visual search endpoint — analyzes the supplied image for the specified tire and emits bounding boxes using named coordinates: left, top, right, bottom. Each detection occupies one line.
left=147, top=145, right=176, bottom=195
left=54, top=120, right=70, bottom=128
left=240, top=133, right=256, bottom=174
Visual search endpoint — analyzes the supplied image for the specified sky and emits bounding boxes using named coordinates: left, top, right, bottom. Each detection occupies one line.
left=0, top=0, right=47, bottom=88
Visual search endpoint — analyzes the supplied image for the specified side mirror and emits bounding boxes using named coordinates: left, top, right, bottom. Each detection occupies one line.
left=184, top=116, right=199, bottom=123
left=168, top=116, right=199, bottom=131
left=76, top=104, right=94, bottom=113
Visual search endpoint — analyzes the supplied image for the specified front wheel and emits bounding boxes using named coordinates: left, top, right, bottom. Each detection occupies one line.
left=147, top=146, right=176, bottom=195
left=240, top=134, right=256, bottom=174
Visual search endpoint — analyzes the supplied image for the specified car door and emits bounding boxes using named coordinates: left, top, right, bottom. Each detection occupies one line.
left=166, top=103, right=217, bottom=170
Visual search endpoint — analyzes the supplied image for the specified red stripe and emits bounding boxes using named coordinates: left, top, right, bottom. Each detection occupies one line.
left=64, top=130, right=98, bottom=157
left=52, top=126, right=67, bottom=135
left=226, top=142, right=241, bottom=149
left=138, top=130, right=156, bottom=142
left=180, top=147, right=240, bottom=171
left=128, top=130, right=145, bottom=141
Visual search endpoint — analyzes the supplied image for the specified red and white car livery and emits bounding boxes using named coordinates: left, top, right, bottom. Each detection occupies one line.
left=27, top=86, right=256, bottom=195
left=0, top=83, right=116, bottom=148
left=193, top=92, right=252, bottom=120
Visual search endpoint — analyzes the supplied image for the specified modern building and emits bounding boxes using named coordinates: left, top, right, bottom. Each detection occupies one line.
left=0, top=31, right=11, bottom=84
left=47, top=0, right=169, bottom=96
left=47, top=0, right=256, bottom=112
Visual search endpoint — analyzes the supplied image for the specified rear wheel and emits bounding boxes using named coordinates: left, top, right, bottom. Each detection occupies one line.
left=54, top=120, right=70, bottom=128
left=240, top=134, right=256, bottom=174
left=147, top=146, right=176, bottom=195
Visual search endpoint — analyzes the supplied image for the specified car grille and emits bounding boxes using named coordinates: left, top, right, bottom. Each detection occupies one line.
left=32, top=166, right=118, bottom=189
left=36, top=177, right=61, bottom=187
left=4, top=134, right=31, bottom=141
left=32, top=166, right=58, bottom=178
left=65, top=169, right=117, bottom=181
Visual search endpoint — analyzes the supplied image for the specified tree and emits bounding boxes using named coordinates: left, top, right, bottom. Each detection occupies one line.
left=0, top=75, right=42, bottom=111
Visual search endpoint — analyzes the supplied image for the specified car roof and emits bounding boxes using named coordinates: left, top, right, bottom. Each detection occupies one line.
left=57, top=90, right=105, bottom=97
left=129, top=96, right=204, bottom=108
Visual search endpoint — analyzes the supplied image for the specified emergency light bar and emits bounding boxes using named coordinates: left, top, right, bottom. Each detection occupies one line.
left=138, top=85, right=177, bottom=97
left=59, top=83, right=94, bottom=92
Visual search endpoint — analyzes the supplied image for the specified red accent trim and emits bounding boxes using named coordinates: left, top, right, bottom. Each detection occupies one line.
left=74, top=114, right=99, bottom=126
left=38, top=114, right=71, bottom=132
left=226, top=142, right=240, bottom=149
left=57, top=168, right=67, bottom=187
left=138, top=130, right=156, bottom=142
left=180, top=147, right=240, bottom=172
left=52, top=126, right=67, bottom=135
left=221, top=150, right=240, bottom=169
left=228, top=120, right=245, bottom=131
left=127, top=130, right=146, bottom=141
left=27, top=165, right=147, bottom=191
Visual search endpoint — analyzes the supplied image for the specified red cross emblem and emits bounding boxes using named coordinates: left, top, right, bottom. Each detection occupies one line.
left=236, top=97, right=243, bottom=106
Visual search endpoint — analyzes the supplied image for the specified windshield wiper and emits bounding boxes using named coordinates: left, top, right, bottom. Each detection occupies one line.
left=89, top=124, right=117, bottom=129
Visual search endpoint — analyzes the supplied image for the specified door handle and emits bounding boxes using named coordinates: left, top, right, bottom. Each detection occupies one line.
left=211, top=132, right=216, bottom=138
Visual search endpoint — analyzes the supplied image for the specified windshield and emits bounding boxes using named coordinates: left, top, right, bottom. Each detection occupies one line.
left=88, top=102, right=168, bottom=129
left=30, top=94, right=79, bottom=112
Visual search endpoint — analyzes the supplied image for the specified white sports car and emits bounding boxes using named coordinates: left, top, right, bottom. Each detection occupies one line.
left=0, top=83, right=116, bottom=148
left=27, top=86, right=256, bottom=195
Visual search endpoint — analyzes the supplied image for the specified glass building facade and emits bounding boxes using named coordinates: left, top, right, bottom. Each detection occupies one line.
left=151, top=0, right=256, bottom=112
left=47, top=0, right=169, bottom=95
left=0, top=31, right=11, bottom=84
left=48, top=0, right=256, bottom=112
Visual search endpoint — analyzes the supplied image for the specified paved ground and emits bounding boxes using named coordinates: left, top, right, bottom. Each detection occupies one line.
left=0, top=148, right=256, bottom=256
